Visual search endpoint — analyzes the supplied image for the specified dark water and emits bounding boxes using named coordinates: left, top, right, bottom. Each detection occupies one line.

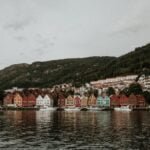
left=0, top=110, right=150, bottom=150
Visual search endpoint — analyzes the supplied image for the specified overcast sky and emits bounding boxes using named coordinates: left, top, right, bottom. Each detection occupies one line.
left=0, top=0, right=150, bottom=69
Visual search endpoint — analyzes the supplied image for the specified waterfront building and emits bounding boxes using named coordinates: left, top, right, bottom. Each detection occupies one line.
left=88, top=94, right=96, bottom=107
left=14, top=93, right=23, bottom=107
left=48, top=95, right=54, bottom=107
left=110, top=95, right=120, bottom=107
left=136, top=95, right=146, bottom=107
left=36, top=95, right=44, bottom=107
left=58, top=94, right=65, bottom=108
left=81, top=95, right=88, bottom=107
left=65, top=95, right=74, bottom=107
left=22, top=95, right=28, bottom=107
left=28, top=93, right=36, bottom=107
left=119, top=94, right=129, bottom=106
left=128, top=94, right=137, bottom=108
left=3, top=93, right=14, bottom=106
left=97, top=94, right=110, bottom=107
left=43, top=94, right=52, bottom=107
left=74, top=95, right=81, bottom=107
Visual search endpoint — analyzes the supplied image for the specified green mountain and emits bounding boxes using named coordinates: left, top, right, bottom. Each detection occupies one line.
left=0, top=43, right=150, bottom=90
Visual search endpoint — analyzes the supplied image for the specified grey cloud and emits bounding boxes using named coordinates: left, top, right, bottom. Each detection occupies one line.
left=3, top=17, right=35, bottom=31
left=0, top=0, right=150, bottom=69
left=15, top=36, right=27, bottom=41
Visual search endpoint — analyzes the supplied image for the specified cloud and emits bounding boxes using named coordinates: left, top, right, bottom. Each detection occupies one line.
left=112, top=0, right=150, bottom=35
left=3, top=18, right=34, bottom=31
left=15, top=36, right=27, bottom=42
left=0, top=0, right=150, bottom=69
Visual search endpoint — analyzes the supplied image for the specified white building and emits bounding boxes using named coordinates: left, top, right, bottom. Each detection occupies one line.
left=43, top=95, right=54, bottom=107
left=36, top=94, right=54, bottom=107
left=36, top=95, right=44, bottom=106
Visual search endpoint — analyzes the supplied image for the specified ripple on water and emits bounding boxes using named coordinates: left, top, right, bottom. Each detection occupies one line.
left=0, top=111, right=150, bottom=149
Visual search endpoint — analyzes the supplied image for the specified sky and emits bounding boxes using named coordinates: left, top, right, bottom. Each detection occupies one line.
left=0, top=0, right=150, bottom=69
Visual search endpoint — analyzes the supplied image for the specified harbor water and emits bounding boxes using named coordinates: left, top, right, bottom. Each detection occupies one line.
left=0, top=110, right=150, bottom=150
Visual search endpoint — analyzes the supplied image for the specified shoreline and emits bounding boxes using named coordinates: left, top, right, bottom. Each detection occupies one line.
left=0, top=107, right=149, bottom=111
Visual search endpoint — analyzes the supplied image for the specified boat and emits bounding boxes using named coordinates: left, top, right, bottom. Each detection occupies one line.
left=114, top=105, right=132, bottom=111
left=80, top=107, right=88, bottom=111
left=64, top=107, right=80, bottom=112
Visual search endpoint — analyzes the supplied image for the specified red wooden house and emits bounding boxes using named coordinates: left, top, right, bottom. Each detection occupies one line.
left=128, top=94, right=137, bottom=108
left=74, top=95, right=81, bottom=107
left=119, top=94, right=129, bottom=106
left=22, top=95, right=28, bottom=107
left=28, top=93, right=36, bottom=107
left=136, top=95, right=146, bottom=107
left=110, top=95, right=120, bottom=107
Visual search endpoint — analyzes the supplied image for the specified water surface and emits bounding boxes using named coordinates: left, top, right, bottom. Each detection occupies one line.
left=0, top=110, right=150, bottom=150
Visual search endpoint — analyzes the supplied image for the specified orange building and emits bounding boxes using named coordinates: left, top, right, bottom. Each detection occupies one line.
left=65, top=95, right=74, bottom=107
left=14, top=93, right=23, bottom=107
left=81, top=96, right=88, bottom=107
left=88, top=94, right=96, bottom=107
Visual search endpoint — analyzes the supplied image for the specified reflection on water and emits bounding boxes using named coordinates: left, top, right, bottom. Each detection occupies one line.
left=0, top=110, right=150, bottom=149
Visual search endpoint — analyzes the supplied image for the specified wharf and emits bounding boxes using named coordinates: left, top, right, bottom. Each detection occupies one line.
left=0, top=107, right=40, bottom=111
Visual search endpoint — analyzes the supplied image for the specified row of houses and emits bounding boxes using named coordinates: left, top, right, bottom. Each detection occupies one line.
left=3, top=92, right=54, bottom=108
left=3, top=90, right=146, bottom=108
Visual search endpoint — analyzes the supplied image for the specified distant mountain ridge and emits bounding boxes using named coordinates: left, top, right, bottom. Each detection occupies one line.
left=0, top=43, right=150, bottom=90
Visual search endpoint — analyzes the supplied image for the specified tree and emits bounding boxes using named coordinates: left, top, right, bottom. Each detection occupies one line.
left=0, top=90, right=4, bottom=105
left=106, top=87, right=115, bottom=96
left=128, top=83, right=143, bottom=95
left=93, top=89, right=98, bottom=97
left=120, top=87, right=130, bottom=96
left=142, top=91, right=150, bottom=104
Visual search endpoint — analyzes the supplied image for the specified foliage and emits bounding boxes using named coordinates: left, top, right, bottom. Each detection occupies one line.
left=0, top=90, right=4, bottom=104
left=128, top=83, right=143, bottom=95
left=0, top=43, right=150, bottom=90
left=120, top=87, right=130, bottom=96
left=106, top=87, right=115, bottom=96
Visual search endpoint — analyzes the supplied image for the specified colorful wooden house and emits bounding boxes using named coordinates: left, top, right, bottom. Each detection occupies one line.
left=88, top=94, right=96, bottom=107
left=119, top=94, right=129, bottom=106
left=36, top=95, right=43, bottom=107
left=28, top=93, right=36, bottom=107
left=14, top=93, right=23, bottom=107
left=97, top=95, right=110, bottom=107
left=136, top=95, right=146, bottom=107
left=3, top=93, right=14, bottom=106
left=128, top=94, right=137, bottom=108
left=48, top=95, right=54, bottom=107
left=110, top=95, right=120, bottom=107
left=74, top=95, right=81, bottom=107
left=81, top=95, right=88, bottom=107
left=58, top=94, right=65, bottom=108
left=22, top=95, right=28, bottom=107
left=65, top=95, right=74, bottom=107
left=43, top=94, right=51, bottom=107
